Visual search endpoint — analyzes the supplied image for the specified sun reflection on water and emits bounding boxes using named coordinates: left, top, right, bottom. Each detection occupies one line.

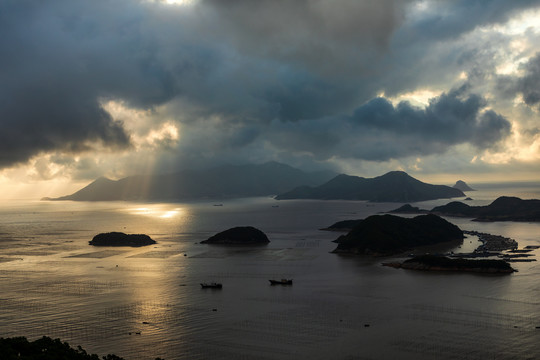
left=127, top=205, right=185, bottom=219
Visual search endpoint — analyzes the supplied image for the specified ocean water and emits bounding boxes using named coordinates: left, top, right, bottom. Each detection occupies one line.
left=1, top=185, right=540, bottom=359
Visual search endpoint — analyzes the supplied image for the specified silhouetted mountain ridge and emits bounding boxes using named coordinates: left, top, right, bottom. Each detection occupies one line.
left=430, top=196, right=540, bottom=221
left=51, top=162, right=337, bottom=201
left=276, top=171, right=464, bottom=202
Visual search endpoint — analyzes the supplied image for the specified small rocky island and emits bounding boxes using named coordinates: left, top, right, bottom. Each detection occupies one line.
left=89, top=232, right=156, bottom=247
left=331, top=214, right=463, bottom=256
left=452, top=180, right=475, bottom=192
left=383, top=255, right=515, bottom=274
left=201, top=226, right=270, bottom=245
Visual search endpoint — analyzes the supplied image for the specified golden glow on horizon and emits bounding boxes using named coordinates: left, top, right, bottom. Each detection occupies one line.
left=478, top=122, right=540, bottom=165
left=0, top=174, right=86, bottom=200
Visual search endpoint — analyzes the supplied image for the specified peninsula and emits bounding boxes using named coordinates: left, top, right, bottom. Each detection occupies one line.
left=201, top=226, right=270, bottom=245
left=89, top=232, right=156, bottom=247
left=331, top=214, right=463, bottom=256
left=276, top=171, right=464, bottom=202
left=383, top=255, right=515, bottom=274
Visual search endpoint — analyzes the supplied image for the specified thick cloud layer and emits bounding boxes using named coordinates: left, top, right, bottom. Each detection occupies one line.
left=517, top=52, right=540, bottom=106
left=266, top=88, right=511, bottom=162
left=0, top=0, right=538, bottom=177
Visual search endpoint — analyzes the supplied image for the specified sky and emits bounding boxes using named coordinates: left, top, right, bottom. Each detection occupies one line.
left=1, top=0, right=540, bottom=198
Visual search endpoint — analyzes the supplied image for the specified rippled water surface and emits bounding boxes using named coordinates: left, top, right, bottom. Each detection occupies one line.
left=1, top=186, right=540, bottom=359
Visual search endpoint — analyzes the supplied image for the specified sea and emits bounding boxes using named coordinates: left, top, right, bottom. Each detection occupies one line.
left=1, top=182, right=540, bottom=360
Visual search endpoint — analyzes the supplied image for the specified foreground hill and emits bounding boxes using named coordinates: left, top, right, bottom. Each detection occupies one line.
left=50, top=162, right=336, bottom=201
left=332, top=214, right=464, bottom=256
left=431, top=196, right=540, bottom=222
left=276, top=171, right=464, bottom=202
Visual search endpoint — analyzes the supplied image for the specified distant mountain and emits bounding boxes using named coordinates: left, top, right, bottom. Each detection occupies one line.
left=275, top=171, right=465, bottom=202
left=50, top=162, right=337, bottom=201
left=388, top=204, right=428, bottom=214
left=332, top=214, right=464, bottom=256
left=453, top=180, right=475, bottom=192
left=431, top=196, right=540, bottom=222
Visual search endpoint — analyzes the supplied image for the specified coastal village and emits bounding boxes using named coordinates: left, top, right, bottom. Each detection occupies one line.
left=457, top=230, right=538, bottom=263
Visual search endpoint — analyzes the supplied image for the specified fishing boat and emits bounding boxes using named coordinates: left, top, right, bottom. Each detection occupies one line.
left=269, top=279, right=293, bottom=285
left=200, top=282, right=222, bottom=289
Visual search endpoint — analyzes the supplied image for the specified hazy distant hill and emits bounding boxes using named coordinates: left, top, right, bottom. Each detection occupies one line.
left=51, top=162, right=337, bottom=201
left=453, top=180, right=475, bottom=192
left=275, top=171, right=465, bottom=202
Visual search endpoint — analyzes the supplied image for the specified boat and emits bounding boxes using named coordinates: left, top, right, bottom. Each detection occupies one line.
left=269, top=279, right=293, bottom=285
left=200, top=282, right=222, bottom=289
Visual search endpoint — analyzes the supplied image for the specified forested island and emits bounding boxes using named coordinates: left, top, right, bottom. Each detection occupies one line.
left=89, top=232, right=156, bottom=247
left=331, top=214, right=463, bottom=256
left=201, top=226, right=270, bottom=245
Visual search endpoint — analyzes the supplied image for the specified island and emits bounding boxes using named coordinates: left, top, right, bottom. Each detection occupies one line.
left=452, top=180, right=475, bottom=192
left=386, top=196, right=540, bottom=222
left=89, top=232, right=156, bottom=247
left=331, top=214, right=463, bottom=256
left=201, top=226, right=270, bottom=245
left=388, top=203, right=428, bottom=214
left=432, top=196, right=540, bottom=222
left=275, top=171, right=465, bottom=202
left=383, top=255, right=515, bottom=274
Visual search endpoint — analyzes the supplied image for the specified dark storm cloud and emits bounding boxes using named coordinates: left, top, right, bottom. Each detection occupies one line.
left=201, top=0, right=408, bottom=58
left=380, top=1, right=540, bottom=97
left=351, top=86, right=512, bottom=150
left=517, top=52, right=540, bottom=106
left=0, top=0, right=409, bottom=169
left=266, top=89, right=511, bottom=162
left=404, top=0, right=539, bottom=40
left=496, top=52, right=540, bottom=108
left=0, top=0, right=534, bottom=172
left=0, top=0, right=157, bottom=166
left=0, top=0, right=410, bottom=168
